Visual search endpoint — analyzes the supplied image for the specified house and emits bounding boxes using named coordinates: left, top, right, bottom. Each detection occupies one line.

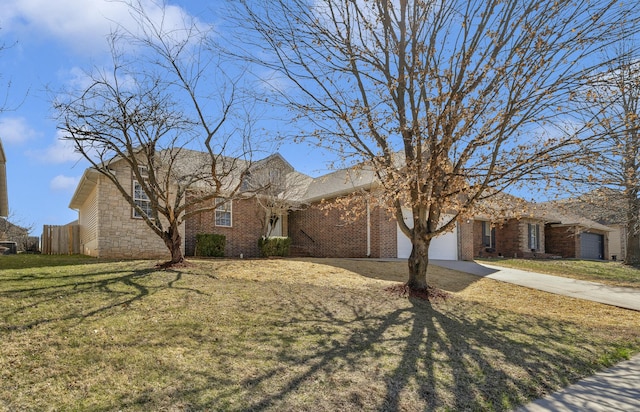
left=67, top=149, right=610, bottom=261
left=0, top=138, right=8, bottom=217
left=545, top=189, right=627, bottom=261
left=0, top=218, right=31, bottom=253
left=471, top=194, right=611, bottom=260
left=68, top=151, right=472, bottom=260
left=471, top=194, right=551, bottom=259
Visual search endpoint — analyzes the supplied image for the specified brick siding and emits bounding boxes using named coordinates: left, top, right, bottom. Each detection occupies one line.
left=474, top=218, right=546, bottom=258
left=289, top=197, right=398, bottom=258
left=185, top=195, right=265, bottom=258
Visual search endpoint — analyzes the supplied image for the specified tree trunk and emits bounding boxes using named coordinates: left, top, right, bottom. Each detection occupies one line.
left=625, top=195, right=640, bottom=266
left=407, top=235, right=431, bottom=291
left=163, top=225, right=184, bottom=264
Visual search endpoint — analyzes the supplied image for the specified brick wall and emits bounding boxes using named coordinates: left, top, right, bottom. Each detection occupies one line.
left=545, top=225, right=577, bottom=258
left=369, top=204, right=397, bottom=258
left=474, top=218, right=546, bottom=258
left=289, top=197, right=398, bottom=258
left=458, top=219, right=474, bottom=260
left=185, top=196, right=265, bottom=258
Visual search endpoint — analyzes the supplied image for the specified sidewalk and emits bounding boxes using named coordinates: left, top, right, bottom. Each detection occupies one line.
left=430, top=260, right=640, bottom=411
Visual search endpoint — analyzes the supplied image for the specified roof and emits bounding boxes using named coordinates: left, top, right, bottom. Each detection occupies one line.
left=300, top=166, right=378, bottom=202
left=0, top=138, right=8, bottom=217
left=532, top=203, right=612, bottom=232
left=545, top=188, right=626, bottom=225
left=474, top=191, right=611, bottom=231
left=69, top=168, right=100, bottom=210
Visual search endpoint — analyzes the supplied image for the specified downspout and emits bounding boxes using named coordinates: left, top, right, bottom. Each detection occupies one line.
left=366, top=199, right=371, bottom=257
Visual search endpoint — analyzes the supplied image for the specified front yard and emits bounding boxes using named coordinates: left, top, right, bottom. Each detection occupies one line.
left=1, top=255, right=639, bottom=411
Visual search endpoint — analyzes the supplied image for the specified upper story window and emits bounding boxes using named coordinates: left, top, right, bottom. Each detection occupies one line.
left=215, top=198, right=232, bottom=227
left=137, top=165, right=149, bottom=178
left=133, top=180, right=152, bottom=218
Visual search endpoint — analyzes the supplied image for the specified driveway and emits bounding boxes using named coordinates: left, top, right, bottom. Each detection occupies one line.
left=431, top=260, right=640, bottom=311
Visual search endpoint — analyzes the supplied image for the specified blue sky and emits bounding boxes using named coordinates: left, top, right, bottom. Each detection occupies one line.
left=0, top=0, right=329, bottom=234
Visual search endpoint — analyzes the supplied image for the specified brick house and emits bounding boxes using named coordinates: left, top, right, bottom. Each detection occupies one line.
left=472, top=198, right=611, bottom=260
left=69, top=151, right=471, bottom=260
left=68, top=150, right=609, bottom=261
left=542, top=208, right=611, bottom=260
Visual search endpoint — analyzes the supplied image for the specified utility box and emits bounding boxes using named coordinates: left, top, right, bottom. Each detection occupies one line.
left=0, top=241, right=17, bottom=254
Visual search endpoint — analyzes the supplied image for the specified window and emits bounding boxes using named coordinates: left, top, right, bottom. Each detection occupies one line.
left=528, top=223, right=540, bottom=250
left=133, top=180, right=152, bottom=218
left=137, top=165, right=148, bottom=178
left=215, top=198, right=232, bottom=227
left=482, top=221, right=495, bottom=249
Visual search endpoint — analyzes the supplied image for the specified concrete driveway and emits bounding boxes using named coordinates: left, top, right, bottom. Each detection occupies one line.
left=431, top=260, right=640, bottom=311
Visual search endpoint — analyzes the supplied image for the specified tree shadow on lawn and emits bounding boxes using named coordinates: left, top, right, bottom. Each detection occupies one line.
left=295, top=257, right=484, bottom=293
left=0, top=266, right=204, bottom=331
left=193, top=285, right=618, bottom=411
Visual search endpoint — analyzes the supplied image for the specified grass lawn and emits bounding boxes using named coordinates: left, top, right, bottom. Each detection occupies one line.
left=1, top=255, right=639, bottom=411
left=477, top=258, right=640, bottom=288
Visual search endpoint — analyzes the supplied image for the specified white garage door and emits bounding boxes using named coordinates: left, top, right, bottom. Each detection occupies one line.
left=397, top=210, right=458, bottom=260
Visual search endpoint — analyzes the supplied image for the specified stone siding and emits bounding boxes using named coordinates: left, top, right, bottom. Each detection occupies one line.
left=95, top=165, right=180, bottom=259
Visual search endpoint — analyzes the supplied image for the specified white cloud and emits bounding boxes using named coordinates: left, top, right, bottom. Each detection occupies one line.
left=50, top=174, right=80, bottom=191
left=2, top=0, right=204, bottom=53
left=0, top=116, right=39, bottom=144
left=27, top=131, right=83, bottom=164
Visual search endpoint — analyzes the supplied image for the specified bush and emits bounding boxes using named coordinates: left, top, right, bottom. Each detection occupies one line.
left=258, top=236, right=291, bottom=257
left=195, top=234, right=226, bottom=257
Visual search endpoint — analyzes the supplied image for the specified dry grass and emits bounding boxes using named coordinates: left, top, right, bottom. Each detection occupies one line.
left=0, top=255, right=639, bottom=411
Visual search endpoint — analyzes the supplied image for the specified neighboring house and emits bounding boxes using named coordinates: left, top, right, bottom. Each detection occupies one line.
left=0, top=218, right=30, bottom=253
left=540, top=207, right=611, bottom=260
left=67, top=149, right=611, bottom=261
left=545, top=189, right=624, bottom=261
left=471, top=194, right=554, bottom=259
left=0, top=138, right=8, bottom=218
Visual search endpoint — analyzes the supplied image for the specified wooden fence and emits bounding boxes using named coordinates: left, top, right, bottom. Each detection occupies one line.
left=42, top=224, right=80, bottom=255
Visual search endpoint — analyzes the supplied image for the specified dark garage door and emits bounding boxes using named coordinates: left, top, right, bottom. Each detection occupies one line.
left=580, top=233, right=604, bottom=260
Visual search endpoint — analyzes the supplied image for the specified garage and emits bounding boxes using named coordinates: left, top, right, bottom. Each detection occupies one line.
left=397, top=210, right=458, bottom=260
left=580, top=232, right=604, bottom=260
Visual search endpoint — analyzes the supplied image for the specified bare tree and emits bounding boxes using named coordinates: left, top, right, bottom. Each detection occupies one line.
left=243, top=163, right=311, bottom=237
left=573, top=37, right=640, bottom=265
left=55, top=1, right=253, bottom=264
left=236, top=0, right=640, bottom=292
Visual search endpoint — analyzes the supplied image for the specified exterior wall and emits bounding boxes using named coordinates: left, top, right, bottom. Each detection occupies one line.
left=458, top=219, right=474, bottom=261
left=474, top=218, right=546, bottom=258
left=545, top=226, right=609, bottom=260
left=78, top=181, right=99, bottom=257
left=544, top=226, right=578, bottom=258
left=369, top=204, right=397, bottom=258
left=185, top=196, right=264, bottom=258
left=608, top=224, right=624, bottom=261
left=95, top=164, right=180, bottom=259
left=289, top=198, right=396, bottom=258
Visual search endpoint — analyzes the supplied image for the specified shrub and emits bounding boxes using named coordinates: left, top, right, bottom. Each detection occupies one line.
left=258, top=236, right=291, bottom=257
left=195, top=234, right=226, bottom=257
